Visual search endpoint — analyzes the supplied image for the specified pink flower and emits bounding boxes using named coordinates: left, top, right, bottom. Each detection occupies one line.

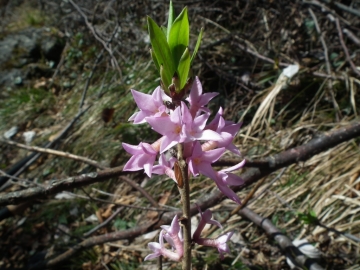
left=146, top=106, right=183, bottom=153
left=187, top=142, right=245, bottom=204
left=122, top=142, right=158, bottom=177
left=181, top=102, right=222, bottom=143
left=214, top=160, right=246, bottom=204
left=195, top=231, right=234, bottom=260
left=187, top=142, right=225, bottom=181
left=193, top=206, right=222, bottom=241
left=193, top=207, right=234, bottom=259
left=205, top=107, right=242, bottom=155
left=205, top=107, right=224, bottom=131
left=152, top=154, right=177, bottom=183
left=144, top=230, right=182, bottom=261
left=213, top=174, right=242, bottom=204
left=206, top=107, right=240, bottom=133
left=144, top=216, right=183, bottom=262
left=161, top=215, right=183, bottom=256
left=187, top=76, right=218, bottom=118
left=129, top=87, right=170, bottom=124
left=144, top=231, right=163, bottom=261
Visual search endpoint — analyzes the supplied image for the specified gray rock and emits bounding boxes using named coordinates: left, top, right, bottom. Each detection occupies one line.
left=0, top=27, right=65, bottom=88
left=3, top=126, right=18, bottom=139
left=0, top=69, right=24, bottom=87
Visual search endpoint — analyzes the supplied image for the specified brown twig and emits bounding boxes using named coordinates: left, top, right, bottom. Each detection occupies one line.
left=303, top=0, right=350, bottom=25
left=231, top=176, right=268, bottom=215
left=68, top=0, right=123, bottom=80
left=343, top=28, right=360, bottom=46
left=73, top=191, right=166, bottom=212
left=319, top=0, right=360, bottom=18
left=78, top=24, right=120, bottom=109
left=194, top=122, right=360, bottom=219
left=230, top=38, right=345, bottom=81
left=120, top=176, right=159, bottom=207
left=0, top=139, right=106, bottom=170
left=83, top=207, right=123, bottom=237
left=0, top=174, right=41, bottom=221
left=335, top=18, right=360, bottom=78
left=308, top=8, right=331, bottom=77
left=308, top=8, right=341, bottom=121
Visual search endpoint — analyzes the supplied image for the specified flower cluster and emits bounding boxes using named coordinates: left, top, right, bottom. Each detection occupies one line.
left=145, top=207, right=234, bottom=261
left=122, top=76, right=244, bottom=262
left=122, top=76, right=245, bottom=204
left=145, top=215, right=183, bottom=261
left=193, top=206, right=234, bottom=260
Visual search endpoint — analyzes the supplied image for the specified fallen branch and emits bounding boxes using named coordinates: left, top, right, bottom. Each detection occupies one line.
left=30, top=222, right=156, bottom=269
left=0, top=139, right=106, bottom=170
left=1, top=122, right=360, bottom=206
left=0, top=108, right=89, bottom=190
left=0, top=166, right=123, bottom=206
left=238, top=207, right=323, bottom=270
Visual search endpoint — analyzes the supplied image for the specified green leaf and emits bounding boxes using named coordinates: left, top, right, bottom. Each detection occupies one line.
left=147, top=17, right=175, bottom=87
left=150, top=49, right=160, bottom=72
left=59, top=213, right=68, bottom=224
left=168, top=7, right=189, bottom=68
left=167, top=1, right=175, bottom=41
left=297, top=210, right=318, bottom=225
left=309, top=210, right=317, bottom=219
left=191, top=27, right=203, bottom=65
left=114, top=218, right=128, bottom=230
left=177, top=47, right=190, bottom=91
left=161, top=25, right=167, bottom=37
left=330, top=52, right=339, bottom=60
left=161, top=65, right=171, bottom=91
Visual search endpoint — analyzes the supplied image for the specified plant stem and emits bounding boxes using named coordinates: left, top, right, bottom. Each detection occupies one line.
left=177, top=143, right=191, bottom=270
left=157, top=256, right=162, bottom=270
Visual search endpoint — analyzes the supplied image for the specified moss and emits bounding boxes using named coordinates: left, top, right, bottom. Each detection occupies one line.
left=0, top=87, right=55, bottom=131
left=5, top=5, right=51, bottom=32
